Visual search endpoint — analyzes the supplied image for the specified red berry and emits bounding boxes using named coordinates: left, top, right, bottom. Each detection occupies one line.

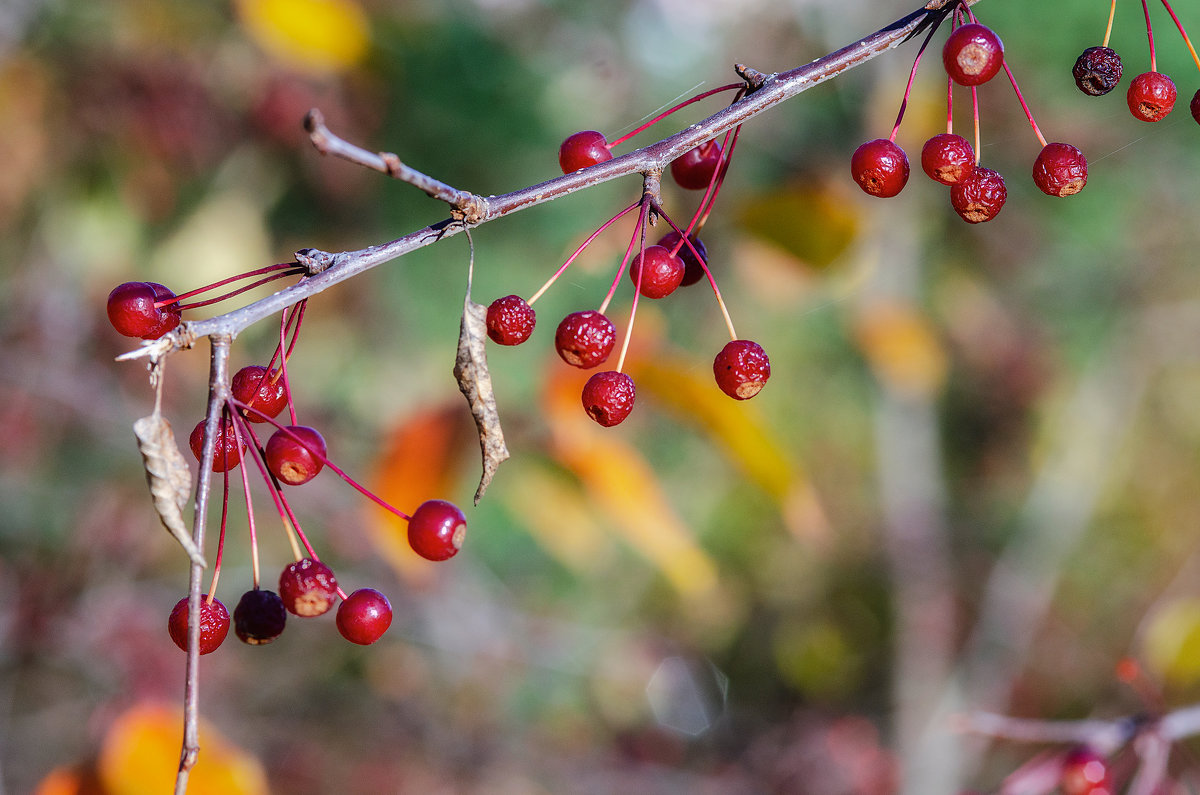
left=231, top=365, right=288, bottom=422
left=1032, top=143, right=1087, bottom=197
left=1127, top=71, right=1177, bottom=121
left=486, top=295, right=536, bottom=346
left=1073, top=46, right=1123, bottom=96
left=167, top=596, right=230, bottom=654
left=942, top=23, right=1004, bottom=86
left=581, top=370, right=636, bottom=427
left=1060, top=747, right=1111, bottom=795
left=106, top=281, right=182, bottom=340
left=408, top=499, right=467, bottom=561
left=850, top=139, right=909, bottom=198
left=629, top=245, right=685, bottom=299
left=233, top=588, right=287, bottom=645
left=555, top=310, right=616, bottom=369
left=559, top=130, right=613, bottom=174
left=336, top=588, right=392, bottom=645
left=713, top=340, right=770, bottom=400
left=265, top=425, right=326, bottom=486
left=920, top=133, right=975, bottom=185
left=656, top=231, right=708, bottom=287
left=278, top=558, right=338, bottom=617
left=189, top=418, right=245, bottom=473
left=670, top=140, right=723, bottom=190
left=950, top=167, right=1007, bottom=223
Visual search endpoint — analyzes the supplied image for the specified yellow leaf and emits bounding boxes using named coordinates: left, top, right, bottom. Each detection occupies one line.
left=852, top=300, right=947, bottom=398
left=736, top=180, right=860, bottom=271
left=501, top=463, right=615, bottom=574
left=237, top=0, right=370, bottom=74
left=1141, top=598, right=1200, bottom=687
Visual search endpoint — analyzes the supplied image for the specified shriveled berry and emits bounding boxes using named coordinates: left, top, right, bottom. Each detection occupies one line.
left=167, top=596, right=230, bottom=654
left=1127, top=71, right=1177, bottom=121
left=1032, top=143, right=1087, bottom=197
left=555, top=310, right=616, bottom=369
left=1073, top=46, right=1123, bottom=96
left=106, top=281, right=182, bottom=340
left=656, top=231, right=708, bottom=286
left=850, top=139, right=909, bottom=198
left=337, top=588, right=392, bottom=645
left=581, top=370, right=636, bottom=427
left=279, top=558, right=338, bottom=617
left=486, top=295, right=536, bottom=345
left=231, top=365, right=288, bottom=422
left=1191, top=88, right=1200, bottom=125
left=1060, top=747, right=1111, bottom=795
left=189, top=417, right=245, bottom=473
left=670, top=140, right=723, bottom=190
left=713, top=340, right=770, bottom=400
left=408, top=499, right=467, bottom=561
left=559, top=130, right=613, bottom=174
left=943, top=23, right=1004, bottom=86
left=920, top=133, right=975, bottom=185
left=265, top=425, right=326, bottom=486
left=950, top=167, right=1007, bottom=223
left=629, top=245, right=685, bottom=299
left=233, top=588, right=287, bottom=645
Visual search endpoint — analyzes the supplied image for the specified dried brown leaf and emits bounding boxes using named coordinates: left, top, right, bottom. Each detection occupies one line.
left=454, top=294, right=509, bottom=504
left=134, top=415, right=206, bottom=567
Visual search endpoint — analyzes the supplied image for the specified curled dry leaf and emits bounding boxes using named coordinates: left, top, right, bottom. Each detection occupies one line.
left=134, top=414, right=206, bottom=567
left=454, top=294, right=510, bottom=504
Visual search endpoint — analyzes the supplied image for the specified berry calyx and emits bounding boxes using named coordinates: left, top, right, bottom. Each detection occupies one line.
left=231, top=365, right=288, bottom=422
left=106, top=281, right=182, bottom=340
left=486, top=295, right=537, bottom=346
left=942, top=23, right=1004, bottom=86
left=713, top=340, right=771, bottom=400
left=850, top=139, right=909, bottom=198
left=1127, top=71, right=1177, bottom=121
left=265, top=425, right=327, bottom=486
left=670, top=140, right=723, bottom=190
left=167, top=596, right=230, bottom=654
left=628, top=245, right=685, bottom=299
left=408, top=499, right=467, bottom=561
left=336, top=588, right=393, bottom=645
left=555, top=310, right=616, bottom=369
left=950, top=167, right=1007, bottom=224
left=559, top=130, right=613, bottom=174
left=1059, top=747, right=1111, bottom=795
left=920, top=133, right=976, bottom=186
left=656, top=231, right=708, bottom=286
left=1073, top=46, right=1123, bottom=95
left=189, top=418, right=245, bottom=473
left=581, top=370, right=636, bottom=427
left=278, top=558, right=338, bottom=617
left=233, top=588, right=287, bottom=645
left=1032, top=143, right=1088, bottom=197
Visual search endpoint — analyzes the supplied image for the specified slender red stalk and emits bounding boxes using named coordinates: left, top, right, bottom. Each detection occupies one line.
left=527, top=200, right=640, bottom=306
left=656, top=206, right=737, bottom=341
left=1001, top=62, right=1048, bottom=148
left=231, top=413, right=319, bottom=560
left=173, top=269, right=306, bottom=311
left=1143, top=0, right=1158, bottom=72
left=607, top=83, right=742, bottom=149
left=157, top=263, right=301, bottom=307
left=1159, top=0, right=1200, bottom=71
left=889, top=15, right=943, bottom=141
left=205, top=469, right=230, bottom=605
left=598, top=200, right=649, bottom=316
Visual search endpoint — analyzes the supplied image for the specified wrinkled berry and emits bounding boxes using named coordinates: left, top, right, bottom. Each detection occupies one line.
left=233, top=588, right=287, bottom=645
left=167, top=596, right=230, bottom=654
left=231, top=365, right=288, bottom=422
left=713, top=340, right=771, bottom=400
left=850, top=139, right=909, bottom=198
left=189, top=417, right=245, bottom=473
left=1073, top=46, right=1123, bottom=96
left=582, top=370, right=636, bottom=427
left=920, top=133, right=975, bottom=185
left=629, top=245, right=685, bottom=299
left=950, top=167, right=1007, bottom=223
left=656, top=231, right=708, bottom=286
left=1032, top=143, right=1087, bottom=197
left=1127, top=71, right=1177, bottom=121
left=555, top=310, right=616, bottom=369
left=486, top=295, right=536, bottom=345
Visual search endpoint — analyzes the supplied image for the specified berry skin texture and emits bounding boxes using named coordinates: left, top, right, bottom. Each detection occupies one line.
left=942, top=23, right=1004, bottom=86
left=920, top=133, right=976, bottom=185
left=950, top=167, right=1007, bottom=224
left=233, top=588, right=287, bottom=645
left=1073, top=46, right=1123, bottom=96
left=106, top=281, right=182, bottom=340
left=408, top=499, right=467, bottom=561
left=486, top=295, right=536, bottom=346
left=265, top=425, right=326, bottom=486
left=656, top=231, right=708, bottom=286
left=629, top=245, right=686, bottom=299
left=581, top=370, right=636, bottom=427
left=1033, top=143, right=1088, bottom=197
left=189, top=418, right=245, bottom=473
left=231, top=365, right=288, bottom=422
left=1059, top=747, right=1111, bottom=795
left=559, top=130, right=613, bottom=174
left=278, top=558, right=338, bottom=617
left=555, top=310, right=616, bottom=369
left=850, top=139, right=909, bottom=198
left=337, top=588, right=393, bottom=645
left=670, top=140, right=723, bottom=190
left=167, top=596, right=230, bottom=654
left=713, top=340, right=771, bottom=400
left=1127, top=71, right=1177, bottom=121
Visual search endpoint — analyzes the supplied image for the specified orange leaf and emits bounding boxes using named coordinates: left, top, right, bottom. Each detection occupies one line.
left=852, top=300, right=948, bottom=398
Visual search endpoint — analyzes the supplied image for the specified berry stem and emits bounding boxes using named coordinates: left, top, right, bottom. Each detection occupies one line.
left=1103, top=0, right=1117, bottom=48
left=607, top=83, right=742, bottom=149
left=1001, top=62, right=1048, bottom=148
left=598, top=199, right=650, bottom=316
left=945, top=73, right=955, bottom=134
left=205, top=469, right=230, bottom=606
left=278, top=304, right=300, bottom=426
left=1159, top=0, right=1200, bottom=72
left=614, top=204, right=651, bottom=374
left=658, top=207, right=738, bottom=341
left=335, top=586, right=348, bottom=601
left=225, top=408, right=263, bottom=588
left=888, top=12, right=943, bottom=142
left=527, top=200, right=640, bottom=307
left=173, top=269, right=306, bottom=311
left=231, top=414, right=320, bottom=560
left=159, top=263, right=303, bottom=308
left=971, top=84, right=981, bottom=165
left=1143, top=0, right=1158, bottom=72
left=692, top=121, right=742, bottom=232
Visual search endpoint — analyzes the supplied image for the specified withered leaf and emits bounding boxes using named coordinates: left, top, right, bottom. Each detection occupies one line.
left=454, top=294, right=510, bottom=504
left=134, top=414, right=206, bottom=567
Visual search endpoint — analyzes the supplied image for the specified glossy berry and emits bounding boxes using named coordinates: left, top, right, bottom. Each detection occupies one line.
left=1073, top=46, right=1123, bottom=96
left=950, top=167, right=1007, bottom=224
left=581, top=370, right=636, bottom=427
left=233, top=588, right=287, bottom=645
left=279, top=558, right=338, bottom=617
left=555, top=310, right=616, bottom=369
left=486, top=295, right=536, bottom=346
left=657, top=231, right=708, bottom=286
left=408, top=499, right=467, bottom=561
left=265, top=425, right=326, bottom=486
left=559, top=130, right=613, bottom=174
left=629, top=245, right=685, bottom=299
left=1060, top=747, right=1111, bottom=795
left=167, top=596, right=230, bottom=655
left=920, top=133, right=975, bottom=185
left=942, top=23, right=1004, bottom=86
left=850, top=139, right=909, bottom=198
left=106, top=281, right=182, bottom=340
left=713, top=340, right=771, bottom=400
left=670, top=140, right=723, bottom=190
left=1191, top=88, right=1200, bottom=125
left=336, top=588, right=392, bottom=645
left=1127, top=71, right=1177, bottom=121
left=1032, top=143, right=1088, bottom=197
left=231, top=365, right=288, bottom=422
left=189, top=418, right=245, bottom=473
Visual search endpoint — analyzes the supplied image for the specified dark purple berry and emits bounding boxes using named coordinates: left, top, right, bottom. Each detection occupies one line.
left=279, top=558, right=338, bottom=617
left=1032, top=143, right=1087, bottom=197
left=713, top=340, right=770, bottom=400
left=581, top=370, right=636, bottom=427
left=167, top=596, right=230, bottom=654
left=850, top=139, right=909, bottom=198
left=486, top=295, right=536, bottom=345
left=233, top=588, right=287, bottom=645
left=1073, top=46, right=1123, bottom=96
left=943, top=23, right=1004, bottom=86
left=656, top=231, right=708, bottom=286
left=555, top=310, right=616, bottom=369
left=408, top=499, right=467, bottom=561
left=559, top=131, right=613, bottom=174
left=337, top=588, right=392, bottom=645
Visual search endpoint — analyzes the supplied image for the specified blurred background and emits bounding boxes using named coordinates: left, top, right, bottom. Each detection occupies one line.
left=6, top=0, right=1200, bottom=792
